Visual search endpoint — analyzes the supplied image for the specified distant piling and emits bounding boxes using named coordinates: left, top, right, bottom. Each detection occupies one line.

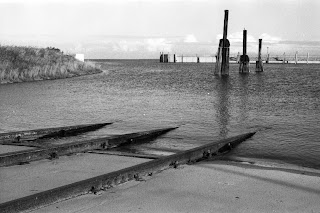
left=236, top=52, right=240, bottom=63
left=255, top=39, right=263, bottom=72
left=295, top=52, right=298, bottom=64
left=214, top=10, right=230, bottom=75
left=239, top=29, right=250, bottom=73
left=160, top=52, right=168, bottom=63
left=283, top=52, right=286, bottom=64
left=164, top=54, right=168, bottom=63
left=307, top=53, right=309, bottom=64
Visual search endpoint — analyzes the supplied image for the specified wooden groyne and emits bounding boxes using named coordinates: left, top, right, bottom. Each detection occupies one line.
left=0, top=123, right=111, bottom=143
left=0, top=132, right=255, bottom=213
left=0, top=127, right=178, bottom=167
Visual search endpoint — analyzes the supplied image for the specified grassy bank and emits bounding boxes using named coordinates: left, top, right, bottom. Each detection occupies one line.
left=0, top=45, right=101, bottom=84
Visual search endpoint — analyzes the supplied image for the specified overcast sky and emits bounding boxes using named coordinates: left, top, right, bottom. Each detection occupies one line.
left=1, top=0, right=319, bottom=59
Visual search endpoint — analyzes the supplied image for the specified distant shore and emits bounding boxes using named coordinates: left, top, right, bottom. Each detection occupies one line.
left=0, top=45, right=102, bottom=84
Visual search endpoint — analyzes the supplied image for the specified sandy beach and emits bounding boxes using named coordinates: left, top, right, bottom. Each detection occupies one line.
left=31, top=159, right=320, bottom=213
left=0, top=153, right=150, bottom=203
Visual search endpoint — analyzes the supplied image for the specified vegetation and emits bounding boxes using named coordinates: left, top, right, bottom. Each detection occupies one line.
left=0, top=45, right=101, bottom=84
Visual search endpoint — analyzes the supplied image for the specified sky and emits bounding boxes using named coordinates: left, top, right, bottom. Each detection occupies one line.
left=0, top=0, right=320, bottom=59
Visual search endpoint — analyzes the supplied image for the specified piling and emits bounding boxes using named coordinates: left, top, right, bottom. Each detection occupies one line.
left=214, top=10, right=230, bottom=75
left=197, top=56, right=200, bottom=63
left=255, top=39, right=263, bottom=72
left=283, top=52, right=286, bottom=64
left=160, top=52, right=163, bottom=63
left=236, top=52, right=240, bottom=63
left=181, top=55, right=183, bottom=63
left=239, top=29, right=250, bottom=73
left=163, top=54, right=168, bottom=63
left=295, top=52, right=298, bottom=64
left=307, top=53, right=309, bottom=64
left=174, top=54, right=176, bottom=63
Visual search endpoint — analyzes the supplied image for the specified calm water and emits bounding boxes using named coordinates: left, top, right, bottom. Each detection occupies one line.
left=0, top=60, right=319, bottom=169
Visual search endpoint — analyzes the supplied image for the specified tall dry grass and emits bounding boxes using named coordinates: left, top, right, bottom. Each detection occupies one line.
left=0, top=45, right=101, bottom=83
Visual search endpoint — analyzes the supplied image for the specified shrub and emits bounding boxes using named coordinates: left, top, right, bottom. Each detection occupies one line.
left=0, top=45, right=101, bottom=83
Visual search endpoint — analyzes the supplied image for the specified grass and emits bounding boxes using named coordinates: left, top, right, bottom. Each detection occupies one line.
left=0, top=45, right=101, bottom=84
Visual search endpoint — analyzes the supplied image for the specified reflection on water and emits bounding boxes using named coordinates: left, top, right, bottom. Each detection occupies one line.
left=215, top=76, right=231, bottom=138
left=238, top=74, right=249, bottom=123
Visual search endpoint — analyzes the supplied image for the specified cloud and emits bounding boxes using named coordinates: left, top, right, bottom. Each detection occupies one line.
left=145, top=38, right=172, bottom=52
left=184, top=34, right=198, bottom=43
left=259, top=33, right=281, bottom=44
left=216, top=32, right=256, bottom=44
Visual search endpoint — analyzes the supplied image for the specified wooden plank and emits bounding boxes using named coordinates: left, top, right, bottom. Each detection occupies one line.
left=0, top=132, right=255, bottom=213
left=88, top=150, right=161, bottom=159
left=0, top=122, right=112, bottom=143
left=0, top=127, right=178, bottom=167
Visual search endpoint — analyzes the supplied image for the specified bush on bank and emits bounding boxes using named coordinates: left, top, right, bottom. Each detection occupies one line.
left=0, top=45, right=101, bottom=84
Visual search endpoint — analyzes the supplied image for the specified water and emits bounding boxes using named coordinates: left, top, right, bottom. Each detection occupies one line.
left=0, top=60, right=319, bottom=169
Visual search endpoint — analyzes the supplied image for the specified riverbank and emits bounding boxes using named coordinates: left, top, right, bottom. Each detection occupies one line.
left=0, top=45, right=101, bottom=84
left=32, top=159, right=320, bottom=213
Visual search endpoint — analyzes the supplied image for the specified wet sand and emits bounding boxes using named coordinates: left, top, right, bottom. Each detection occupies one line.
left=31, top=160, right=320, bottom=213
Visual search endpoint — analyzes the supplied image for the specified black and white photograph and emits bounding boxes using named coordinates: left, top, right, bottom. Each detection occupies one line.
left=0, top=0, right=319, bottom=212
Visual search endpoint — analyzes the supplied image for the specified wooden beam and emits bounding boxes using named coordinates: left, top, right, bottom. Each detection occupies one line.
left=0, top=132, right=255, bottom=213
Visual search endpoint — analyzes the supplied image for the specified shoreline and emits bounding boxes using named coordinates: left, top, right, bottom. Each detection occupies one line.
left=219, top=156, right=320, bottom=176
left=0, top=69, right=103, bottom=85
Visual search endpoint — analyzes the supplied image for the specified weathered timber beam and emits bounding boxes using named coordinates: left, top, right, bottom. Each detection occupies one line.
left=0, top=122, right=112, bottom=142
left=0, top=127, right=178, bottom=167
left=88, top=150, right=161, bottom=159
left=0, top=132, right=255, bottom=213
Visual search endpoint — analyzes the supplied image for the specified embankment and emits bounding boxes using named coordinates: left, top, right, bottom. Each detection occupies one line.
left=0, top=45, right=101, bottom=84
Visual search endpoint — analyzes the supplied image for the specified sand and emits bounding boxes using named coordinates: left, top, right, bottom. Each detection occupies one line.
left=0, top=153, right=150, bottom=203
left=31, top=160, right=320, bottom=213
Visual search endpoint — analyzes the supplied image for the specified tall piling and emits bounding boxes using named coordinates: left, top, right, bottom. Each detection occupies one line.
left=160, top=52, right=163, bottom=63
left=174, top=54, right=176, bottom=63
left=214, top=10, right=230, bottom=75
left=255, top=39, right=263, bottom=72
left=239, top=29, right=250, bottom=73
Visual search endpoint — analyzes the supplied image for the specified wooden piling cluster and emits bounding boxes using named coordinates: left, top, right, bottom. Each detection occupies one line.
left=158, top=10, right=316, bottom=70
left=160, top=52, right=169, bottom=63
